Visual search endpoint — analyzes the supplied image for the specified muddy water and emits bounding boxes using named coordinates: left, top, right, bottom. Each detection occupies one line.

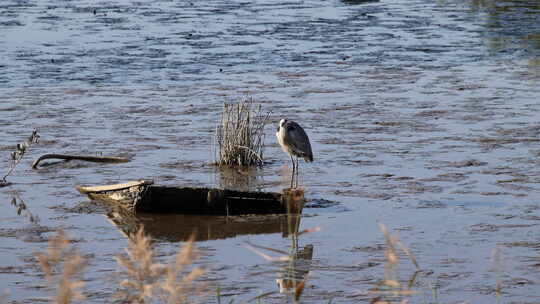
left=1, top=0, right=540, bottom=302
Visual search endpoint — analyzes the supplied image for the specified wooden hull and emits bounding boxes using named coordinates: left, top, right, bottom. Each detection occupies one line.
left=76, top=180, right=304, bottom=215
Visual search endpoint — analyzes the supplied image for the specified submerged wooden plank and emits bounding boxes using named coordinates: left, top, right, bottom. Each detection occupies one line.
left=76, top=180, right=304, bottom=215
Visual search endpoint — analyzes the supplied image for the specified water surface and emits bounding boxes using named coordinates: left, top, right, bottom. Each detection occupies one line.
left=1, top=0, right=540, bottom=303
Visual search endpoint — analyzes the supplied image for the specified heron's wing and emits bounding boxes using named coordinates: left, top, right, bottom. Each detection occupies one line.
left=284, top=121, right=313, bottom=160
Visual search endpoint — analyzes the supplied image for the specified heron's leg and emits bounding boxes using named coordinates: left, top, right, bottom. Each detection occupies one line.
left=295, top=157, right=300, bottom=188
left=290, top=175, right=294, bottom=189
left=290, top=155, right=295, bottom=188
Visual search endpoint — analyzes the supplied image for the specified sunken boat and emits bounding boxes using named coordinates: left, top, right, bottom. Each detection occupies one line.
left=76, top=180, right=305, bottom=215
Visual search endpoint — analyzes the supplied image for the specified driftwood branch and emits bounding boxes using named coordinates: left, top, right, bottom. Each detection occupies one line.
left=32, top=154, right=130, bottom=169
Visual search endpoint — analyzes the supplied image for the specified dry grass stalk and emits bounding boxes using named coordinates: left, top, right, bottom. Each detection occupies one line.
left=0, top=289, right=9, bottom=304
left=368, top=223, right=420, bottom=302
left=215, top=98, right=270, bottom=167
left=297, top=226, right=321, bottom=237
left=115, top=228, right=165, bottom=303
left=491, top=246, right=505, bottom=298
left=160, top=234, right=206, bottom=304
left=245, top=243, right=291, bottom=262
left=378, top=223, right=419, bottom=271
left=35, top=230, right=86, bottom=304
left=33, top=228, right=206, bottom=304
left=115, top=228, right=206, bottom=304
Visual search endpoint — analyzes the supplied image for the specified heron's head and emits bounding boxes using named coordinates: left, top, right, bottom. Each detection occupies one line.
left=278, top=118, right=287, bottom=130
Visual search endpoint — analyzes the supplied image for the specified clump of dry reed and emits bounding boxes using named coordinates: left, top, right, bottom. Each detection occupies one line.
left=215, top=98, right=270, bottom=167
left=35, top=230, right=86, bottom=304
left=115, top=228, right=205, bottom=304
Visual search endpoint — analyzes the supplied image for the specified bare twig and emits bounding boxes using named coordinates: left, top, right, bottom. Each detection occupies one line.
left=1, top=129, right=39, bottom=185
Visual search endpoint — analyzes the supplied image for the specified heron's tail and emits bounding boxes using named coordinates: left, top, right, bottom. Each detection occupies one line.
left=304, top=154, right=313, bottom=162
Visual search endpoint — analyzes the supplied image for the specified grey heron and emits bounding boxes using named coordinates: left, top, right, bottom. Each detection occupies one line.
left=276, top=119, right=313, bottom=188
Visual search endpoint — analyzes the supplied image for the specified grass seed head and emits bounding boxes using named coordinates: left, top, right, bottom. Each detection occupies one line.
left=34, top=230, right=86, bottom=304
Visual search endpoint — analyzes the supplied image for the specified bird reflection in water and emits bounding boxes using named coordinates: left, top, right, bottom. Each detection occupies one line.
left=246, top=188, right=317, bottom=302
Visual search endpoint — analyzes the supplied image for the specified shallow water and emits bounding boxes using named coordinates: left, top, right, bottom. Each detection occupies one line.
left=1, top=0, right=540, bottom=303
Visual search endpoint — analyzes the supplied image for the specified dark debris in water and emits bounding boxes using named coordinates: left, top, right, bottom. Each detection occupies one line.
left=304, top=198, right=353, bottom=213
left=470, top=223, right=499, bottom=232
left=405, top=181, right=443, bottom=194
left=0, top=265, right=26, bottom=274
left=341, top=0, right=380, bottom=5
left=499, top=241, right=540, bottom=249
left=304, top=198, right=340, bottom=209
left=0, top=225, right=56, bottom=243
left=436, top=159, right=488, bottom=168
left=420, top=172, right=467, bottom=183
left=416, top=200, right=447, bottom=209
left=344, top=244, right=386, bottom=253
left=50, top=201, right=111, bottom=214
